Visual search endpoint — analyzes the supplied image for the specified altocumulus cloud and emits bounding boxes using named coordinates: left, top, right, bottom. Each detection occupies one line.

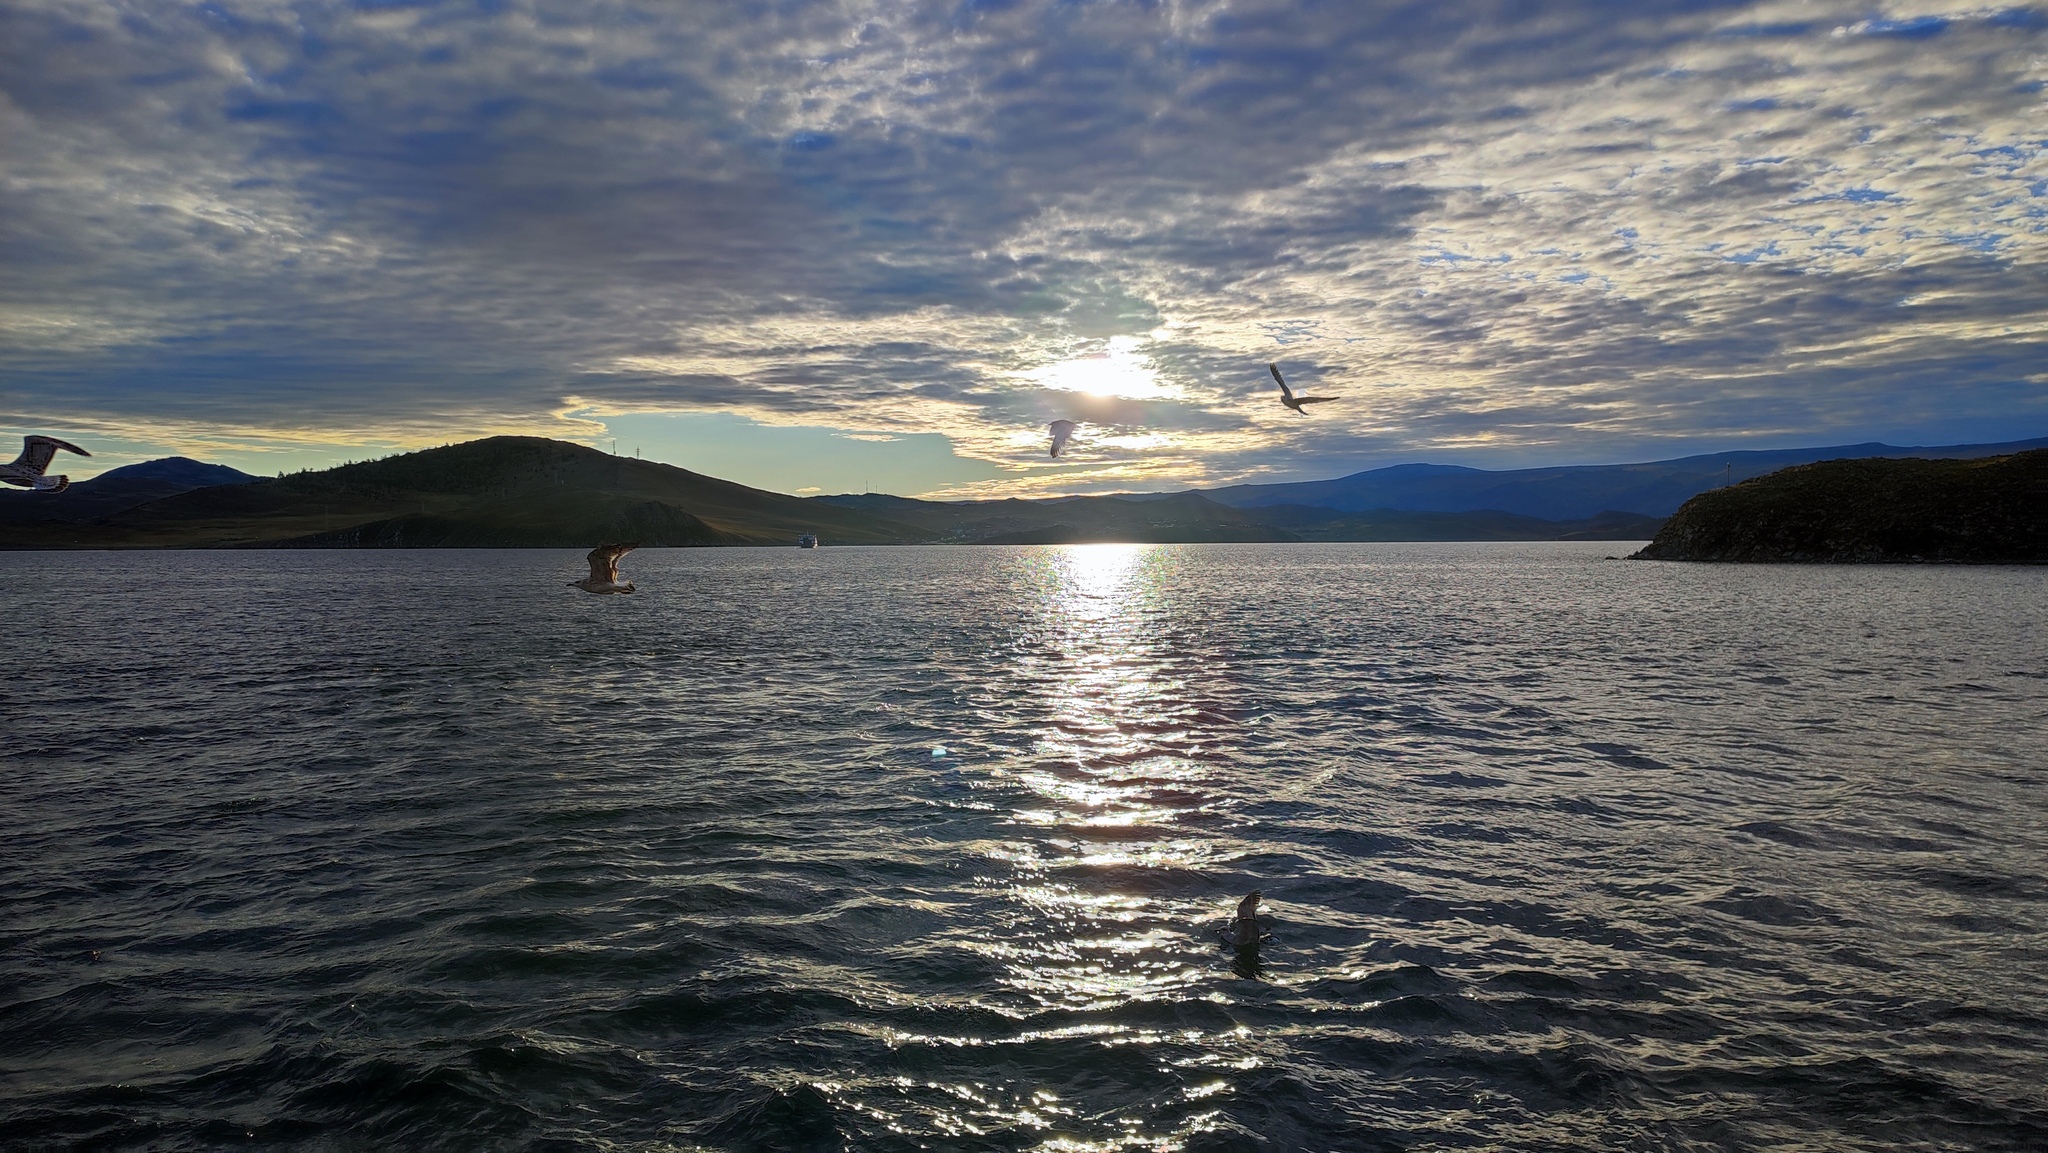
left=1, top=0, right=2043, bottom=493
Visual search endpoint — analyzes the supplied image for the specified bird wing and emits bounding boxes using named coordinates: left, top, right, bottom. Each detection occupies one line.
left=586, top=543, right=636, bottom=582
left=13, top=436, right=89, bottom=475
left=1268, top=363, right=1294, bottom=402
left=1295, top=396, right=1339, bottom=405
left=1049, top=420, right=1078, bottom=457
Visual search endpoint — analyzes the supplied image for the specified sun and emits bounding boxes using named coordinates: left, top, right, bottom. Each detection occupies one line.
left=1018, top=336, right=1183, bottom=401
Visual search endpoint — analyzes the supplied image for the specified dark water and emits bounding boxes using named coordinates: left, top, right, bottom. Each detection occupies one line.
left=4, top=544, right=2045, bottom=1151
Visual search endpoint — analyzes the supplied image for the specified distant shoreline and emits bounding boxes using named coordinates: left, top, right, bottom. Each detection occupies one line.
left=3, top=538, right=1659, bottom=552
left=16, top=433, right=2047, bottom=553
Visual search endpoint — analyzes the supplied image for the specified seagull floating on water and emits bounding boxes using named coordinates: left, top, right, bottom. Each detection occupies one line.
left=1269, top=363, right=1338, bottom=415
left=1216, top=890, right=1274, bottom=952
left=2, top=435, right=90, bottom=493
left=1048, top=419, right=1079, bottom=458
left=1214, top=890, right=1274, bottom=979
left=570, top=544, right=637, bottom=594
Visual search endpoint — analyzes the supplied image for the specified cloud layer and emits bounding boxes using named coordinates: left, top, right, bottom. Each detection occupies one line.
left=3, top=0, right=2044, bottom=493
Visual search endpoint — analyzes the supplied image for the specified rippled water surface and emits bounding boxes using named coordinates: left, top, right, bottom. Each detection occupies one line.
left=4, top=544, right=2046, bottom=1151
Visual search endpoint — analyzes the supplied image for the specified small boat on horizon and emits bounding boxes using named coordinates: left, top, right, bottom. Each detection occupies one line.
left=797, top=533, right=819, bottom=548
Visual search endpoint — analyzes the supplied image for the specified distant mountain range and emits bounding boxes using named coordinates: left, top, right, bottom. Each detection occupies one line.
left=1190, top=437, right=2048, bottom=520
left=0, top=457, right=257, bottom=525
left=815, top=492, right=1660, bottom=543
left=2, top=433, right=2040, bottom=548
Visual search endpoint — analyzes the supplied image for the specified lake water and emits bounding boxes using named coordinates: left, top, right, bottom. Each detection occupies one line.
left=3, top=544, right=2045, bottom=1151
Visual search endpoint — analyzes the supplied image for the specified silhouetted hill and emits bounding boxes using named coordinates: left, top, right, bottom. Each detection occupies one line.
left=1250, top=505, right=1664, bottom=542
left=0, top=456, right=258, bottom=524
left=816, top=491, right=1297, bottom=543
left=1, top=438, right=930, bottom=548
left=814, top=492, right=1660, bottom=542
left=1196, top=437, right=2048, bottom=520
left=102, top=458, right=259, bottom=487
left=1632, top=450, right=2048, bottom=563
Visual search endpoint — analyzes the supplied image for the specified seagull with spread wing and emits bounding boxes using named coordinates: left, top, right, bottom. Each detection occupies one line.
left=2, top=435, right=90, bottom=493
left=1269, top=363, right=1338, bottom=415
left=569, top=544, right=637, bottom=594
left=1214, top=890, right=1274, bottom=952
left=1048, top=419, right=1080, bottom=458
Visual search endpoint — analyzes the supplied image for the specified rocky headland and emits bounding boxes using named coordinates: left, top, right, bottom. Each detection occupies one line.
left=1632, top=450, right=2047, bottom=563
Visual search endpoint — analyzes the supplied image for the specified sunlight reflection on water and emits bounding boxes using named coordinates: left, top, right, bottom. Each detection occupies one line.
left=966, top=545, right=1252, bottom=1147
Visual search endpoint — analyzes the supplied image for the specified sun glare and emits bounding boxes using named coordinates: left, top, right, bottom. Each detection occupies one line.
left=1020, top=337, right=1182, bottom=401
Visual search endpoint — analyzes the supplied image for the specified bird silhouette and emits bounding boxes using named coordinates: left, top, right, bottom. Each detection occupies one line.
left=1269, top=363, right=1338, bottom=415
left=2, top=435, right=90, bottom=493
left=1048, top=420, right=1080, bottom=458
left=569, top=544, right=637, bottom=594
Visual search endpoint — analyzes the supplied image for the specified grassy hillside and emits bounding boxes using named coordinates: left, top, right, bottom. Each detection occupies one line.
left=1, top=437, right=933, bottom=548
left=1632, top=450, right=2048, bottom=563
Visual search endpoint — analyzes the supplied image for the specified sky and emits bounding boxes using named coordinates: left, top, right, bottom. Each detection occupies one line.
left=2, top=0, right=2045, bottom=498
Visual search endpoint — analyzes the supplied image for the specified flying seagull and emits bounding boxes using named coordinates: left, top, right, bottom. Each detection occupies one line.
left=1269, top=363, right=1338, bottom=415
left=1048, top=419, right=1080, bottom=458
left=2, top=435, right=90, bottom=493
left=570, top=544, right=637, bottom=594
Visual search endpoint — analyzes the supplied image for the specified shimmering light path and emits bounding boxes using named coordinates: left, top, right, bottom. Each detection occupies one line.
left=3, top=545, right=2044, bottom=1150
